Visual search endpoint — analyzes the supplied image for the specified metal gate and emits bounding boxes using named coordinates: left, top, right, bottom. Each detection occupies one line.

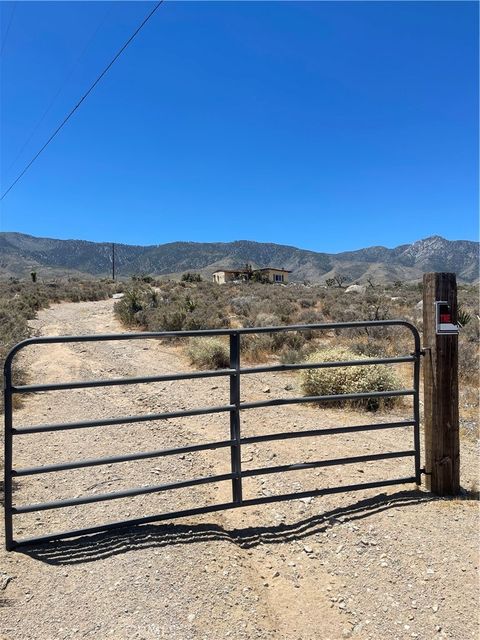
left=4, top=320, right=422, bottom=550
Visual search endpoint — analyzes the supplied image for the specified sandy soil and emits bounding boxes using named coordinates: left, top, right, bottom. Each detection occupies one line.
left=1, top=299, right=478, bottom=640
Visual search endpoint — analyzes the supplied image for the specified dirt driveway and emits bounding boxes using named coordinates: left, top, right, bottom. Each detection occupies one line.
left=1, top=299, right=478, bottom=640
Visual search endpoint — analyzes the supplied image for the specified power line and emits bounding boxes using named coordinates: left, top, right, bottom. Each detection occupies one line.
left=1, top=0, right=164, bottom=201
left=0, top=1, right=17, bottom=57
left=5, top=4, right=113, bottom=178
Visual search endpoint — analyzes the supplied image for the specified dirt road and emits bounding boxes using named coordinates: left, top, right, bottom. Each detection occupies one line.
left=1, top=299, right=478, bottom=640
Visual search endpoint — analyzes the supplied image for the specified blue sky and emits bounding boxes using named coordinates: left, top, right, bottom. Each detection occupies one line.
left=0, top=1, right=478, bottom=252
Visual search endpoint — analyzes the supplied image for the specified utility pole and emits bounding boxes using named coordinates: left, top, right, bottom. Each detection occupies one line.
left=423, top=272, right=460, bottom=495
left=112, top=243, right=115, bottom=281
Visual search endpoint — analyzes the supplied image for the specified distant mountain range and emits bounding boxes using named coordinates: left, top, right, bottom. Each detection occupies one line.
left=0, top=232, right=478, bottom=284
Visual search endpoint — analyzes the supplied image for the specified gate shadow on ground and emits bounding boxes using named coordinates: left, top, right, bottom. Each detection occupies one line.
left=19, top=489, right=439, bottom=565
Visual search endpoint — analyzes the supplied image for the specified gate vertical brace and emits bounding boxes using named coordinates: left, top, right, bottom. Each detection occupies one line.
left=4, top=361, right=14, bottom=550
left=229, top=333, right=243, bottom=504
left=412, top=347, right=422, bottom=485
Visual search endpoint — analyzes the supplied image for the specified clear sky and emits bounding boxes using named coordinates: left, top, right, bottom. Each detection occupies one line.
left=0, top=1, right=478, bottom=252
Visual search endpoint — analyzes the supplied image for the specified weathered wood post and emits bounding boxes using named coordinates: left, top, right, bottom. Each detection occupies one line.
left=422, top=272, right=460, bottom=495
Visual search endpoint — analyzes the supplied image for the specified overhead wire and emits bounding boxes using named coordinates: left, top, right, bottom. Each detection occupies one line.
left=1, top=0, right=164, bottom=201
left=0, top=1, right=17, bottom=56
left=5, top=3, right=113, bottom=178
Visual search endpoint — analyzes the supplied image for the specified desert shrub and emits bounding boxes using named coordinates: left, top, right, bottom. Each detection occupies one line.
left=271, top=330, right=305, bottom=352
left=181, top=272, right=202, bottom=283
left=299, top=298, right=315, bottom=308
left=186, top=338, right=230, bottom=369
left=459, top=335, right=479, bottom=384
left=271, top=299, right=296, bottom=323
left=461, top=316, right=479, bottom=343
left=240, top=333, right=274, bottom=361
left=114, top=284, right=157, bottom=327
left=279, top=342, right=317, bottom=364
left=158, top=310, right=187, bottom=332
left=231, top=296, right=257, bottom=316
left=254, top=313, right=281, bottom=327
left=301, top=346, right=401, bottom=411
left=297, top=309, right=323, bottom=325
left=349, top=337, right=388, bottom=358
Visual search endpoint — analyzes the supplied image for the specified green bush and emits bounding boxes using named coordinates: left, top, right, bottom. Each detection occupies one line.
left=114, top=284, right=157, bottom=326
left=301, top=346, right=401, bottom=411
left=186, top=338, right=230, bottom=369
left=181, top=272, right=202, bottom=283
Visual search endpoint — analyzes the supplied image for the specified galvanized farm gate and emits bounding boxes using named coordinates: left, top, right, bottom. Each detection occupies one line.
left=4, top=320, right=422, bottom=550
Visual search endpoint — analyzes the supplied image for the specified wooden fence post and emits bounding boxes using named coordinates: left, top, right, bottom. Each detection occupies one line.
left=422, top=272, right=460, bottom=495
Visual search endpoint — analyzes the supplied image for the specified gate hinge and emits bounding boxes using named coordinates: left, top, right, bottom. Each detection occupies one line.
left=412, top=349, right=426, bottom=358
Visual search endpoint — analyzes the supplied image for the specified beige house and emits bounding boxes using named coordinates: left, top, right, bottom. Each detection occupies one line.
left=255, top=268, right=291, bottom=283
left=212, top=269, right=250, bottom=284
left=212, top=267, right=291, bottom=284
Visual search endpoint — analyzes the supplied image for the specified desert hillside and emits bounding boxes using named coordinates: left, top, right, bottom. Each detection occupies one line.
left=1, top=232, right=478, bottom=283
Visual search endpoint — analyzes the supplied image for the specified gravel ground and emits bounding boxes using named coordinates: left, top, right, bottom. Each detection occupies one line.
left=1, top=299, right=478, bottom=640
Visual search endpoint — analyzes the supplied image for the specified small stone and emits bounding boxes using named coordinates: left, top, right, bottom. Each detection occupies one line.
left=303, top=545, right=314, bottom=554
left=432, top=604, right=439, bottom=613
left=336, top=544, right=344, bottom=554
left=263, top=387, right=271, bottom=393
left=187, top=614, right=196, bottom=623
left=284, top=384, right=294, bottom=391
left=0, top=573, right=13, bottom=590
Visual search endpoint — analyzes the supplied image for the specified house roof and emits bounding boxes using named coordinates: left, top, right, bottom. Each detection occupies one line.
left=212, top=267, right=292, bottom=274
left=212, top=268, right=250, bottom=275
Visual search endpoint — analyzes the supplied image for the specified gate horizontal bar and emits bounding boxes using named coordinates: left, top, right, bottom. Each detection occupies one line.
left=12, top=439, right=235, bottom=477
left=240, top=389, right=414, bottom=411
left=14, top=390, right=413, bottom=435
left=13, top=450, right=414, bottom=514
left=239, top=355, right=415, bottom=375
left=13, top=472, right=236, bottom=513
left=14, top=403, right=235, bottom=435
left=12, top=422, right=416, bottom=476
left=12, top=368, right=236, bottom=394
left=4, top=318, right=420, bottom=364
left=11, top=356, right=415, bottom=394
left=240, top=420, right=416, bottom=445
left=241, top=450, right=415, bottom=478
left=9, top=476, right=417, bottom=549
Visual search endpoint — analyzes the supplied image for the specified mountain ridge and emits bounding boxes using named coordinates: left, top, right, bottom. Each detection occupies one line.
left=0, top=232, right=478, bottom=283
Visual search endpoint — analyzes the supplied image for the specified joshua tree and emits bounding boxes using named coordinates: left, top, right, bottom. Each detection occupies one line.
left=325, top=275, right=348, bottom=288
